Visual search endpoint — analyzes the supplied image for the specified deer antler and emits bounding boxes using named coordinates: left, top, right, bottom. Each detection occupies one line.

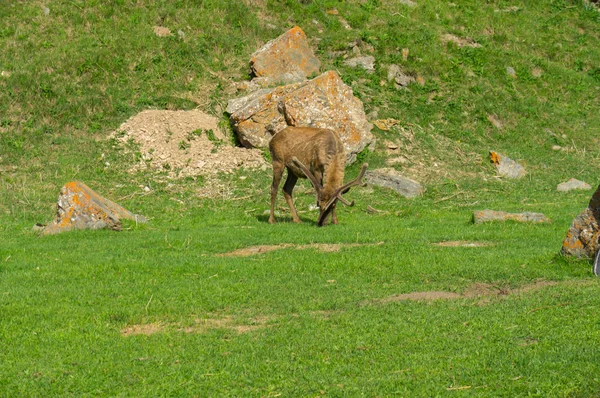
left=322, top=163, right=368, bottom=211
left=291, top=157, right=323, bottom=200
left=317, top=163, right=368, bottom=226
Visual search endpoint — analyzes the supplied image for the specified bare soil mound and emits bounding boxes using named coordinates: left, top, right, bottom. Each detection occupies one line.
left=113, top=109, right=267, bottom=178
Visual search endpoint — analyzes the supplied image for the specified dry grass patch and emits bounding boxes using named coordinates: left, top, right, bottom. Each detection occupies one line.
left=216, top=242, right=384, bottom=257
left=433, top=241, right=493, bottom=248
left=368, top=280, right=576, bottom=305
left=120, top=322, right=164, bottom=337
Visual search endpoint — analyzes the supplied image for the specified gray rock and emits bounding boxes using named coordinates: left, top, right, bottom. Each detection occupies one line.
left=365, top=168, right=424, bottom=198
left=387, top=64, right=415, bottom=88
left=489, top=151, right=526, bottom=179
left=557, top=178, right=592, bottom=192
left=473, top=210, right=549, bottom=224
left=343, top=56, right=376, bottom=73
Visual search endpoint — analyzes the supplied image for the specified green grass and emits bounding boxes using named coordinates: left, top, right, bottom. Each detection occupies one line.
left=2, top=0, right=600, bottom=395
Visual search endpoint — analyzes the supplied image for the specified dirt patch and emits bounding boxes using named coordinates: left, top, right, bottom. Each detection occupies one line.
left=121, top=315, right=274, bottom=337
left=180, top=315, right=273, bottom=334
left=113, top=109, right=267, bottom=179
left=120, top=322, right=164, bottom=337
left=216, top=242, right=383, bottom=257
left=433, top=241, right=492, bottom=248
left=370, top=280, right=563, bottom=305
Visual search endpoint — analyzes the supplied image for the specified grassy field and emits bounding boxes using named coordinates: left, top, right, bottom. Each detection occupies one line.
left=2, top=0, right=600, bottom=396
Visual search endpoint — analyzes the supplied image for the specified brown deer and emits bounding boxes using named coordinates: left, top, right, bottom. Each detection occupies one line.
left=268, top=126, right=368, bottom=226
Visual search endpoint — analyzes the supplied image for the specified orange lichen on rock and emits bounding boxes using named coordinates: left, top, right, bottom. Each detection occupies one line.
left=250, top=26, right=320, bottom=85
left=489, top=151, right=501, bottom=165
left=561, top=186, right=600, bottom=258
left=42, top=181, right=146, bottom=235
left=229, top=71, right=374, bottom=164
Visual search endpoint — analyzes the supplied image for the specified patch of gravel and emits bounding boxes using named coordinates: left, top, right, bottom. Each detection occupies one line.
left=113, top=109, right=267, bottom=179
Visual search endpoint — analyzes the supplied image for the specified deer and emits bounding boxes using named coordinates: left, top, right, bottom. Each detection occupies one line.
left=268, top=126, right=368, bottom=226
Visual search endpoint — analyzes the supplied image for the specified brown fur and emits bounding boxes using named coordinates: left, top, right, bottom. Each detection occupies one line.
left=268, top=126, right=365, bottom=226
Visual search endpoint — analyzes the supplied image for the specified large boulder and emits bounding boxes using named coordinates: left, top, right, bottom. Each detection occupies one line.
left=250, top=26, right=321, bottom=87
left=42, top=182, right=146, bottom=235
left=561, top=184, right=600, bottom=258
left=228, top=70, right=374, bottom=164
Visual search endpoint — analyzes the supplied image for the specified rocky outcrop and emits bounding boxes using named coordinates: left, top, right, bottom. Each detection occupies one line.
left=228, top=70, right=374, bottom=164
left=561, top=184, right=600, bottom=258
left=473, top=210, right=549, bottom=224
left=250, top=26, right=320, bottom=87
left=42, top=182, right=146, bottom=235
left=365, top=168, right=424, bottom=198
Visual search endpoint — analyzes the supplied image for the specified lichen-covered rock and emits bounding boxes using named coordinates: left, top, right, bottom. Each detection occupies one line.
left=561, top=184, right=600, bottom=258
left=365, top=168, right=424, bottom=198
left=42, top=182, right=146, bottom=235
left=489, top=151, right=526, bottom=179
left=250, top=26, right=320, bottom=86
left=473, top=210, right=549, bottom=224
left=228, top=70, right=374, bottom=164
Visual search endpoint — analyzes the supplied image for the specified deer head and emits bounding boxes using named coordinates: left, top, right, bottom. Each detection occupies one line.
left=291, top=157, right=368, bottom=226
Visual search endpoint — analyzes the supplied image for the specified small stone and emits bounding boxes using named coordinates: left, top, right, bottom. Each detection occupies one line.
left=552, top=145, right=562, bottom=151
left=42, top=6, right=50, bottom=15
left=177, top=29, right=185, bottom=39
left=557, top=178, right=591, bottom=192
left=506, top=66, right=517, bottom=78
left=402, top=48, right=409, bottom=61
left=365, top=168, right=424, bottom=198
left=343, top=56, right=375, bottom=73
left=473, top=210, right=550, bottom=224
left=489, top=151, right=526, bottom=179
left=373, top=118, right=400, bottom=131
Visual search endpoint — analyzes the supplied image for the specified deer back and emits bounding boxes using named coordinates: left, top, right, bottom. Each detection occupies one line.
left=269, top=127, right=346, bottom=186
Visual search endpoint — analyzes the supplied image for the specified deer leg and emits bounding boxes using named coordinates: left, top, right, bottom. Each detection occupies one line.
left=269, top=161, right=285, bottom=224
left=282, top=171, right=301, bottom=223
left=331, top=206, right=339, bottom=224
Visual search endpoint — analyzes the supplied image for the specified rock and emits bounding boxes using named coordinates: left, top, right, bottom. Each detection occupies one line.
left=441, top=33, right=481, bottom=48
left=365, top=168, right=424, bottom=198
left=506, top=66, right=517, bottom=78
left=489, top=151, right=526, bottom=179
left=561, top=184, right=600, bottom=258
left=473, top=210, right=550, bottom=224
left=387, top=64, right=415, bottom=89
left=373, top=118, right=400, bottom=131
left=557, top=178, right=592, bottom=192
left=343, top=56, right=376, bottom=73
left=42, top=182, right=147, bottom=235
left=400, top=0, right=417, bottom=7
left=228, top=70, right=374, bottom=164
left=487, top=114, right=503, bottom=129
left=250, top=26, right=320, bottom=86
